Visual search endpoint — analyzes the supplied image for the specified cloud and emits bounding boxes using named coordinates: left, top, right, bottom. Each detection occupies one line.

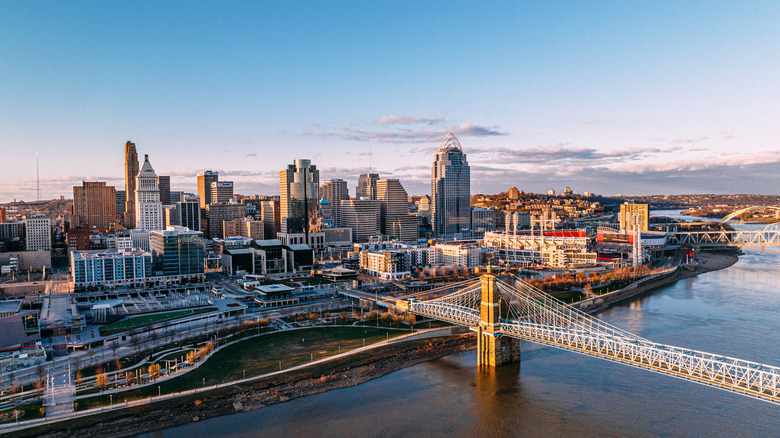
left=671, top=136, right=708, bottom=144
left=581, top=119, right=597, bottom=125
left=466, top=145, right=677, bottom=165
left=245, top=153, right=258, bottom=158
left=376, top=115, right=444, bottom=125
left=305, top=123, right=507, bottom=144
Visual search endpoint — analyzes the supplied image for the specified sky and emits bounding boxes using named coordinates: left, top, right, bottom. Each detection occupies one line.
left=1, top=1, right=780, bottom=203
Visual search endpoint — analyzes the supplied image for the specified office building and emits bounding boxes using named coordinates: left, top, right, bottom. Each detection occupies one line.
left=72, top=181, right=117, bottom=230
left=66, top=228, right=91, bottom=252
left=196, top=171, right=219, bottom=209
left=261, top=198, right=280, bottom=239
left=356, top=173, right=379, bottom=200
left=24, top=216, right=51, bottom=251
left=431, top=133, right=471, bottom=238
left=224, top=217, right=264, bottom=240
left=470, top=207, right=496, bottom=236
left=169, top=191, right=184, bottom=204
left=169, top=197, right=201, bottom=231
left=150, top=226, right=205, bottom=281
left=123, top=140, right=139, bottom=228
left=339, top=199, right=381, bottom=242
left=619, top=203, right=649, bottom=233
left=158, top=175, right=171, bottom=205
left=211, top=181, right=234, bottom=204
left=279, top=159, right=320, bottom=244
left=320, top=179, right=349, bottom=226
left=115, top=190, right=126, bottom=214
left=206, top=203, right=246, bottom=239
left=70, top=249, right=152, bottom=290
left=377, top=179, right=418, bottom=242
left=134, top=155, right=164, bottom=231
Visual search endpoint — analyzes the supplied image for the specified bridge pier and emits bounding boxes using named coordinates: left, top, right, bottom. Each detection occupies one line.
left=476, top=271, right=521, bottom=367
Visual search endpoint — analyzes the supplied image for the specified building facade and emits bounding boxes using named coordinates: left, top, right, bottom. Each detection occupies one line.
left=70, top=249, right=152, bottom=290
left=377, top=178, right=418, bottom=242
left=431, top=133, right=471, bottom=238
left=280, top=159, right=321, bottom=243
left=123, top=140, right=139, bottom=228
left=24, top=216, right=51, bottom=251
left=320, top=179, right=349, bottom=226
left=73, top=181, right=117, bottom=229
left=206, top=203, right=246, bottom=239
left=211, top=181, right=234, bottom=204
left=619, top=203, right=649, bottom=232
left=339, top=199, right=382, bottom=243
left=150, top=227, right=205, bottom=281
left=135, top=154, right=164, bottom=231
left=197, top=171, right=219, bottom=209
left=158, top=175, right=171, bottom=205
left=356, top=173, right=379, bottom=200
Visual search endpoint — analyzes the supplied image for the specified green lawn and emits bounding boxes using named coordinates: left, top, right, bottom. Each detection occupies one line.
left=77, top=326, right=402, bottom=410
left=0, top=402, right=44, bottom=423
left=99, top=307, right=217, bottom=336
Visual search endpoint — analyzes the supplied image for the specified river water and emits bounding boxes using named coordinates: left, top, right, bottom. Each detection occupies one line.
left=144, top=211, right=780, bottom=437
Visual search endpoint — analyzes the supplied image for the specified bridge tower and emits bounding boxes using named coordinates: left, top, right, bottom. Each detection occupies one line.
left=476, top=270, right=521, bottom=367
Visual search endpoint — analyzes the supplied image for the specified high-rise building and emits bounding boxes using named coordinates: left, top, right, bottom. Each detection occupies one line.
left=206, top=203, right=246, bottom=239
left=280, top=159, right=320, bottom=238
left=356, top=173, right=379, bottom=200
left=169, top=191, right=184, bottom=204
left=261, top=198, right=280, bottom=239
left=115, top=190, right=126, bottom=214
left=0, top=208, right=6, bottom=223
left=196, top=171, right=219, bottom=209
left=223, top=217, right=264, bottom=240
left=72, top=181, right=117, bottom=230
left=134, top=154, right=164, bottom=231
left=24, top=216, right=51, bottom=251
left=169, top=196, right=201, bottom=231
left=158, top=176, right=171, bottom=205
left=123, top=140, right=139, bottom=228
left=619, top=203, right=649, bottom=233
left=508, top=187, right=520, bottom=199
left=320, top=179, right=350, bottom=226
left=211, top=181, right=234, bottom=204
left=377, top=179, right=418, bottom=242
left=339, top=199, right=381, bottom=242
left=150, top=226, right=205, bottom=280
left=431, top=133, right=471, bottom=238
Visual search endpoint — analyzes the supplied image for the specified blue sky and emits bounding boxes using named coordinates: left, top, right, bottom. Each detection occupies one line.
left=2, top=1, right=779, bottom=202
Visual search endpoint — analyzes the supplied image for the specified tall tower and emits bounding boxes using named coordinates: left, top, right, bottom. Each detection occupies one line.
left=431, top=133, right=471, bottom=239
left=72, top=181, right=117, bottom=229
left=377, top=179, right=418, bottom=242
left=356, top=173, right=379, bottom=200
left=135, top=154, right=164, bottom=231
left=280, top=159, right=320, bottom=238
left=123, top=141, right=140, bottom=228
left=197, top=171, right=219, bottom=209
left=320, top=179, right=349, bottom=226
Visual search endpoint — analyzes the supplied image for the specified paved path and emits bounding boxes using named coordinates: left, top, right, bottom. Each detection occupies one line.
left=44, top=359, right=74, bottom=418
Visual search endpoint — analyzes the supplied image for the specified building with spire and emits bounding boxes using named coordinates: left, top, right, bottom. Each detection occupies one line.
left=135, top=154, right=164, bottom=231
left=123, top=140, right=139, bottom=228
left=431, top=133, right=471, bottom=238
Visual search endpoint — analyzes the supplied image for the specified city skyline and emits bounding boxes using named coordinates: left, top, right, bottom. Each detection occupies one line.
left=2, top=2, right=780, bottom=202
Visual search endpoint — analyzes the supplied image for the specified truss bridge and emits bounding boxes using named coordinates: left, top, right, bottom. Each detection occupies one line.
left=409, top=272, right=780, bottom=405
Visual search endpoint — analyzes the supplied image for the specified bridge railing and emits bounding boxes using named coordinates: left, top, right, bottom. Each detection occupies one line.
left=500, top=321, right=780, bottom=403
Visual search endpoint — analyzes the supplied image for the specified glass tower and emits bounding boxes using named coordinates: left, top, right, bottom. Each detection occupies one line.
left=431, top=133, right=471, bottom=238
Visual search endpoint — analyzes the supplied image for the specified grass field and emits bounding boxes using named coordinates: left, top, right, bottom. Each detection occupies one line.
left=77, top=326, right=402, bottom=410
left=98, top=307, right=217, bottom=336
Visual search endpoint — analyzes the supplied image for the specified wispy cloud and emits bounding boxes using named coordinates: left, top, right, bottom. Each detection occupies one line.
left=305, top=122, right=507, bottom=144
left=375, top=115, right=444, bottom=125
left=245, top=152, right=258, bottom=158
left=467, top=145, right=678, bottom=165
left=581, top=119, right=597, bottom=125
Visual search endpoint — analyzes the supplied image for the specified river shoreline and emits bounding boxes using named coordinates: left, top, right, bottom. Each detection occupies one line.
left=8, top=251, right=740, bottom=437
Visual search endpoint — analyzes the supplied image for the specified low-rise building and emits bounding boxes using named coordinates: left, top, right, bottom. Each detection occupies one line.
left=70, top=249, right=153, bottom=290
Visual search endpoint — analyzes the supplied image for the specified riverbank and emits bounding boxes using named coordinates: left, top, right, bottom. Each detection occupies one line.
left=7, top=335, right=475, bottom=438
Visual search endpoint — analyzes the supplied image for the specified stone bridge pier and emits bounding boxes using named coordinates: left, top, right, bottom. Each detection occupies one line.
left=476, top=271, right=521, bottom=367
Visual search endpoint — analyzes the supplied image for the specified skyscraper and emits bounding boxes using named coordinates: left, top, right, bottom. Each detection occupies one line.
left=356, top=173, right=379, bottom=200
left=123, top=140, right=139, bottom=228
left=197, top=171, right=219, bottom=209
left=211, top=181, right=234, bottom=204
left=431, top=133, right=471, bottom=238
left=135, top=154, right=164, bottom=231
left=320, top=179, right=350, bottom=226
left=158, top=175, right=171, bottom=205
left=280, top=159, right=320, bottom=238
left=377, top=179, right=418, bottom=242
left=72, top=181, right=117, bottom=229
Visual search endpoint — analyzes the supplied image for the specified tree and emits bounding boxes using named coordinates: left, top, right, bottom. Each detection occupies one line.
left=186, top=350, right=197, bottom=365
left=96, top=371, right=108, bottom=391
left=114, top=357, right=123, bottom=373
left=405, top=314, right=417, bottom=326
left=36, top=364, right=45, bottom=389
left=380, top=312, right=392, bottom=325
left=125, top=371, right=135, bottom=386
left=148, top=363, right=161, bottom=379
left=365, top=311, right=378, bottom=322
left=339, top=311, right=350, bottom=323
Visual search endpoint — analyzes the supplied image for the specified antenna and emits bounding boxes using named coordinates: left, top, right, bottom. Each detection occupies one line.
left=36, top=153, right=41, bottom=201
left=368, top=145, right=373, bottom=173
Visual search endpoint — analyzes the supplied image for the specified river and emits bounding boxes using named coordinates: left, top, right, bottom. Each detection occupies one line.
left=143, top=211, right=780, bottom=437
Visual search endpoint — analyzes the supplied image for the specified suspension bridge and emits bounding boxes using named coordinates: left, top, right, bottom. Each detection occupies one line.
left=408, top=271, right=780, bottom=405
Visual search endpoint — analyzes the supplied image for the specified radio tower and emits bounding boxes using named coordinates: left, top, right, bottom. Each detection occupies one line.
left=36, top=153, right=41, bottom=201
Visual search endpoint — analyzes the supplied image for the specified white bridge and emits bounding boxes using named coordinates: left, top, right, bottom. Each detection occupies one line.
left=670, top=223, right=780, bottom=247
